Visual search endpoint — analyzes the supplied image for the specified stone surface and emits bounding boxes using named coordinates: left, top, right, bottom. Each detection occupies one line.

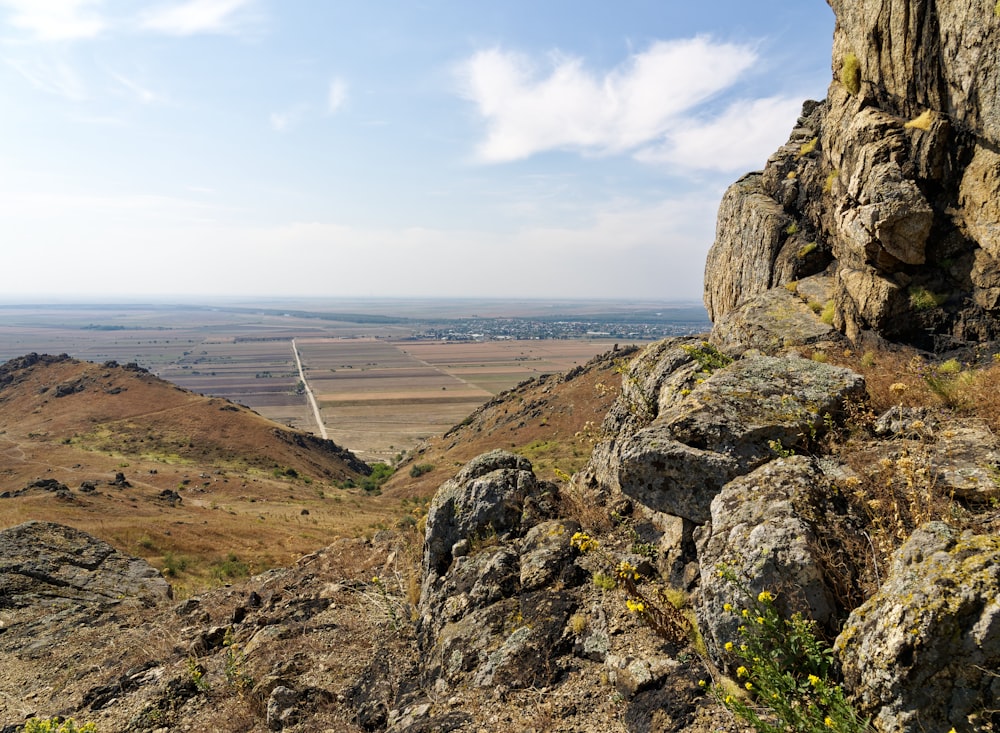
left=697, top=456, right=838, bottom=661
left=703, top=0, right=1000, bottom=350
left=0, top=520, right=171, bottom=607
left=835, top=523, right=1000, bottom=732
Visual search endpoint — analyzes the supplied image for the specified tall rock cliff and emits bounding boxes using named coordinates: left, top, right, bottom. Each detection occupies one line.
left=705, top=0, right=1000, bottom=351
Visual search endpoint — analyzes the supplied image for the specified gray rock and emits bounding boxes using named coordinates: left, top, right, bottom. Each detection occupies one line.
left=420, top=450, right=536, bottom=580
left=615, top=353, right=864, bottom=523
left=0, top=520, right=171, bottom=607
left=930, top=422, right=1000, bottom=504
left=710, top=286, right=840, bottom=357
left=266, top=685, right=298, bottom=731
left=835, top=522, right=1000, bottom=732
left=697, top=457, right=838, bottom=661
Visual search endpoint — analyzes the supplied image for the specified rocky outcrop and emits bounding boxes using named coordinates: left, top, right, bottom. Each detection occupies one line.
left=704, top=1, right=1000, bottom=351
left=835, top=522, right=1000, bottom=732
left=416, top=451, right=585, bottom=692
left=579, top=344, right=864, bottom=524
left=0, top=520, right=171, bottom=608
left=697, top=457, right=839, bottom=659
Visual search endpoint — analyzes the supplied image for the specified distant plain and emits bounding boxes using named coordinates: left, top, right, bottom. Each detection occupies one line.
left=0, top=299, right=708, bottom=461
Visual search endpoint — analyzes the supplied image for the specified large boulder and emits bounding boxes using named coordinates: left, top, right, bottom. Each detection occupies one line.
left=609, top=352, right=864, bottom=524
left=835, top=522, right=1000, bottom=732
left=0, top=520, right=171, bottom=607
left=416, top=452, right=586, bottom=693
left=696, top=457, right=839, bottom=661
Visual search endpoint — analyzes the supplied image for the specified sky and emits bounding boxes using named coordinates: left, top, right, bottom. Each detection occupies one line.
left=0, top=0, right=836, bottom=303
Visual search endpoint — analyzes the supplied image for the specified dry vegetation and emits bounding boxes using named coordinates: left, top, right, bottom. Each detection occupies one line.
left=798, top=343, right=1000, bottom=608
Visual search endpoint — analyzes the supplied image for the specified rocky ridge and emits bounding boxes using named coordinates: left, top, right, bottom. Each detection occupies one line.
left=705, top=0, right=1000, bottom=351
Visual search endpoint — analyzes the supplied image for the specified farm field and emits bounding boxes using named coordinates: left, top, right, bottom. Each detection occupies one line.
left=0, top=303, right=633, bottom=461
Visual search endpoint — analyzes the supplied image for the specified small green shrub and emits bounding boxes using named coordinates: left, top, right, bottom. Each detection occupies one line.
left=908, top=285, right=946, bottom=311
left=785, top=221, right=800, bottom=236
left=593, top=572, right=617, bottom=591
left=709, top=568, right=870, bottom=733
left=362, top=462, right=395, bottom=492
left=22, top=719, right=97, bottom=733
left=820, top=300, right=836, bottom=325
left=841, top=52, right=861, bottom=95
left=681, top=342, right=733, bottom=374
left=211, top=552, right=249, bottom=580
left=409, top=463, right=434, bottom=478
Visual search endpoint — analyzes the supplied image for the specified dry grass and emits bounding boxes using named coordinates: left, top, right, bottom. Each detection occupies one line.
left=808, top=344, right=1000, bottom=605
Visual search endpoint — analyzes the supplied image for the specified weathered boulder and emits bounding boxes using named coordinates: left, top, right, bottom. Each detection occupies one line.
left=709, top=285, right=841, bottom=356
left=420, top=450, right=536, bottom=580
left=0, top=520, right=171, bottom=607
left=696, top=457, right=839, bottom=661
left=835, top=522, right=1000, bottom=732
left=416, top=454, right=586, bottom=694
left=614, top=353, right=864, bottom=523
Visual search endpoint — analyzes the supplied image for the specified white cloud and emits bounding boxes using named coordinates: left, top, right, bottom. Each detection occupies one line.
left=637, top=95, right=804, bottom=172
left=0, top=0, right=105, bottom=41
left=6, top=57, right=88, bottom=100
left=109, top=70, right=165, bottom=104
left=269, top=105, right=307, bottom=132
left=140, top=0, right=254, bottom=36
left=327, top=77, right=348, bottom=114
left=458, top=37, right=758, bottom=163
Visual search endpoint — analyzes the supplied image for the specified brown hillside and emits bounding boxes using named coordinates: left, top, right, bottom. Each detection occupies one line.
left=0, top=354, right=402, bottom=594
left=382, top=345, right=637, bottom=498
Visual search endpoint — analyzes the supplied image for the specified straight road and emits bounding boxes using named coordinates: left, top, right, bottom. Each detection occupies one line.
left=291, top=339, right=329, bottom=440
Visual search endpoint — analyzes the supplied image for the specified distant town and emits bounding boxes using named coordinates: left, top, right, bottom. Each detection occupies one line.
left=412, top=313, right=710, bottom=341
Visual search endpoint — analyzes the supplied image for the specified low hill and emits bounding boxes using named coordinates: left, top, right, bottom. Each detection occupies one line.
left=0, top=353, right=397, bottom=592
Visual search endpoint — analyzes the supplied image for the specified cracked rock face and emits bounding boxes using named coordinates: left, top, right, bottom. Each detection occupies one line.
left=704, top=0, right=1000, bottom=350
left=0, top=520, right=171, bottom=608
left=835, top=522, right=1000, bottom=732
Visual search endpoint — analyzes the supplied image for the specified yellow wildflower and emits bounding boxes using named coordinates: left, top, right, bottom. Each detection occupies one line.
left=745, top=682, right=753, bottom=690
left=723, top=603, right=733, bottom=612
left=824, top=717, right=835, bottom=728
left=736, top=666, right=748, bottom=678
left=808, top=674, right=821, bottom=687
left=757, top=590, right=774, bottom=603
left=724, top=641, right=734, bottom=652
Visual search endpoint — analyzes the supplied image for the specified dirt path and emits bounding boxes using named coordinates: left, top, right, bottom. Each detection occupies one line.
left=291, top=339, right=329, bottom=440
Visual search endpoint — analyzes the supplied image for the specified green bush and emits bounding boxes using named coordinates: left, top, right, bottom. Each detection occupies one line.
left=362, top=462, right=395, bottom=492
left=22, top=719, right=97, bottom=733
left=409, top=463, right=434, bottom=478
left=709, top=568, right=870, bottom=733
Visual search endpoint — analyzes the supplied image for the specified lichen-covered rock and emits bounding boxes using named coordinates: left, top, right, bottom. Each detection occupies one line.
left=835, top=522, right=1000, bottom=732
left=703, top=0, right=1000, bottom=350
left=696, top=457, right=838, bottom=661
left=575, top=337, right=703, bottom=500
left=617, top=354, right=864, bottom=523
left=580, top=346, right=864, bottom=525
left=930, top=422, right=1000, bottom=504
left=0, top=520, right=171, bottom=607
left=420, top=449, right=536, bottom=580
left=709, top=286, right=841, bottom=356
left=416, top=454, right=585, bottom=695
